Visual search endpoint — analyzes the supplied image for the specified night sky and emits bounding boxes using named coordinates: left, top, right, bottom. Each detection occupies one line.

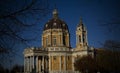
left=44, top=0, right=120, bottom=48
left=1, top=0, right=120, bottom=67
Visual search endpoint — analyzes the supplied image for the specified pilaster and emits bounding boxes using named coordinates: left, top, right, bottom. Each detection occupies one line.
left=64, top=56, right=66, bottom=70
left=72, top=56, right=75, bottom=71
left=59, top=56, right=61, bottom=71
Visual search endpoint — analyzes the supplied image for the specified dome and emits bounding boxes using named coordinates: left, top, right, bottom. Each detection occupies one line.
left=43, top=9, right=68, bottom=31
left=43, top=18, right=68, bottom=31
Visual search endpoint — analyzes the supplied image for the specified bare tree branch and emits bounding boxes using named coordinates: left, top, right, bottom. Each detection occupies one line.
left=0, top=0, right=50, bottom=67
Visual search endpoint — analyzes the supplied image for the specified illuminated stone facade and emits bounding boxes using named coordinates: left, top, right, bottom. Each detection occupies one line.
left=23, top=9, right=94, bottom=73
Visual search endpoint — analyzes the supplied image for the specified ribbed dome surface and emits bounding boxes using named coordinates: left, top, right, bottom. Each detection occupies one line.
left=43, top=9, right=69, bottom=31
left=43, top=18, right=68, bottom=31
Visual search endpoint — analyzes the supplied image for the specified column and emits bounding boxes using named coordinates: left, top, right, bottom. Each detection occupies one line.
left=59, top=56, right=61, bottom=71
left=60, top=34, right=62, bottom=46
left=45, top=57, right=47, bottom=72
left=30, top=56, right=31, bottom=72
left=42, top=56, right=44, bottom=71
left=24, top=57, right=26, bottom=72
left=28, top=57, right=30, bottom=72
left=26, top=57, right=28, bottom=72
left=33, top=56, right=34, bottom=69
left=31, top=56, right=33, bottom=72
left=38, top=57, right=39, bottom=73
left=67, top=34, right=69, bottom=46
left=47, top=56, right=48, bottom=72
left=39, top=56, right=41, bottom=72
left=72, top=56, right=75, bottom=71
left=49, top=56, right=51, bottom=71
left=36, top=56, right=38, bottom=73
left=64, top=56, right=66, bottom=71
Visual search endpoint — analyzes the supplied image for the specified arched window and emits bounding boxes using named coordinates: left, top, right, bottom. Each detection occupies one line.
left=68, top=56, right=70, bottom=60
left=79, top=35, right=81, bottom=43
left=83, top=34, right=85, bottom=43
left=53, top=36, right=56, bottom=46
left=63, top=35, right=66, bottom=45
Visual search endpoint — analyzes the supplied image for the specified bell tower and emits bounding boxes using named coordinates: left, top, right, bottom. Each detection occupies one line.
left=76, top=17, right=88, bottom=50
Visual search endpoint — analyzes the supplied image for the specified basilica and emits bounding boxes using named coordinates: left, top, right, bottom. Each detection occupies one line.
left=23, top=9, right=94, bottom=73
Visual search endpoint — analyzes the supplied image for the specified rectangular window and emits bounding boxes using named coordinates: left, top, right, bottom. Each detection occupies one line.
left=53, top=56, right=56, bottom=60
left=46, top=37, right=48, bottom=46
left=68, top=56, right=70, bottom=60
left=53, top=36, right=56, bottom=46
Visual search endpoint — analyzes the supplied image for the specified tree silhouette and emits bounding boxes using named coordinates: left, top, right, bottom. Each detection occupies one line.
left=0, top=0, right=49, bottom=67
left=10, top=64, right=23, bottom=73
left=74, top=55, right=97, bottom=73
left=74, top=50, right=120, bottom=73
left=95, top=49, right=120, bottom=73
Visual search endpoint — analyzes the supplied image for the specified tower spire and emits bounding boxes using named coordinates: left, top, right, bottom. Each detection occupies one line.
left=77, top=17, right=83, bottom=27
left=76, top=17, right=88, bottom=50
left=80, top=17, right=83, bottom=25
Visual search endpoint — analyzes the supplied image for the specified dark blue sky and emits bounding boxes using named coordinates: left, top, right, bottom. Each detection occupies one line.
left=42, top=0, right=120, bottom=48
left=7, top=0, right=120, bottom=66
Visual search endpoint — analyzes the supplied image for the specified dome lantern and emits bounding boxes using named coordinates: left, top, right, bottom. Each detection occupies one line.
left=53, top=9, right=58, bottom=19
left=43, top=9, right=69, bottom=31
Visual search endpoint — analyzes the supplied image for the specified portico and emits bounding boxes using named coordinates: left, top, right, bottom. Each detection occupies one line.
left=23, top=47, right=76, bottom=73
left=24, top=55, right=48, bottom=72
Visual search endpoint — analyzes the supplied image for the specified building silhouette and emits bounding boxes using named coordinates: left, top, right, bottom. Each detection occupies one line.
left=23, top=9, right=94, bottom=73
